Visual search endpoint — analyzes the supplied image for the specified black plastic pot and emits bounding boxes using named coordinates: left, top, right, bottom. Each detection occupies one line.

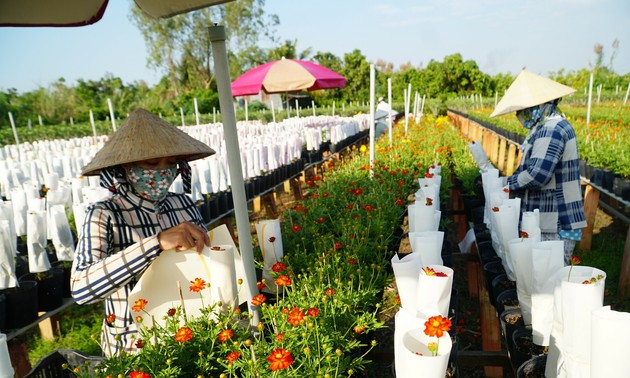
left=0, top=293, right=6, bottom=332
left=496, top=288, right=519, bottom=317
left=2, top=280, right=38, bottom=329
left=52, top=260, right=73, bottom=298
left=483, top=261, right=506, bottom=306
left=511, top=326, right=547, bottom=373
left=20, top=268, right=64, bottom=312
left=612, top=175, right=630, bottom=201
left=516, top=355, right=547, bottom=378
left=492, top=274, right=516, bottom=308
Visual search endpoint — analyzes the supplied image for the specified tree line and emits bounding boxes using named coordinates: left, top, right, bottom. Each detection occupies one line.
left=0, top=0, right=627, bottom=129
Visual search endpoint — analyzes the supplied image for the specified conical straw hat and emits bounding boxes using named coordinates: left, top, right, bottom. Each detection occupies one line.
left=82, top=108, right=215, bottom=176
left=490, top=70, right=576, bottom=117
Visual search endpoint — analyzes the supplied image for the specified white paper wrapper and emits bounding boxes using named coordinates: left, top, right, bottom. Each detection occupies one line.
left=521, top=210, right=541, bottom=244
left=415, top=265, right=454, bottom=318
left=208, top=224, right=256, bottom=310
left=467, top=141, right=490, bottom=171
left=391, top=253, right=423, bottom=311
left=208, top=244, right=238, bottom=313
left=0, top=333, right=14, bottom=378
left=546, top=266, right=606, bottom=378
left=590, top=306, right=630, bottom=378
left=49, top=204, right=75, bottom=261
left=409, top=231, right=444, bottom=266
left=508, top=237, right=534, bottom=325
left=11, top=188, right=27, bottom=236
left=0, top=221, right=18, bottom=289
left=27, top=210, right=51, bottom=273
left=255, top=219, right=284, bottom=293
left=458, top=228, right=475, bottom=254
left=481, top=168, right=502, bottom=225
left=129, top=247, right=216, bottom=329
left=395, top=308, right=453, bottom=378
left=530, top=240, right=564, bottom=346
left=0, top=202, right=16, bottom=253
left=408, top=203, right=438, bottom=233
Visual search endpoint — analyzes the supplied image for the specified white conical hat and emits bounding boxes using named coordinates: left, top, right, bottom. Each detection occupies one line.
left=490, top=70, right=576, bottom=117
left=82, top=108, right=215, bottom=176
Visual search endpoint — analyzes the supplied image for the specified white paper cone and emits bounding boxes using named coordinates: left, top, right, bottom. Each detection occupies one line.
left=50, top=204, right=75, bottom=261
left=396, top=324, right=452, bottom=378
left=0, top=334, right=15, bottom=378
left=468, top=141, right=489, bottom=170
left=391, top=253, right=423, bottom=311
left=521, top=210, right=541, bottom=244
left=255, top=219, right=284, bottom=293
left=530, top=241, right=564, bottom=345
left=408, top=202, right=437, bottom=233
left=409, top=231, right=444, bottom=266
left=590, top=306, right=630, bottom=378
left=458, top=228, right=475, bottom=254
left=44, top=172, right=59, bottom=191
left=27, top=210, right=51, bottom=273
left=208, top=224, right=256, bottom=309
left=10, top=189, right=27, bottom=236
left=129, top=247, right=213, bottom=329
left=0, top=202, right=16, bottom=253
left=508, top=237, right=534, bottom=325
left=547, top=266, right=606, bottom=377
left=209, top=244, right=238, bottom=312
left=415, top=265, right=454, bottom=318
left=0, top=221, right=18, bottom=289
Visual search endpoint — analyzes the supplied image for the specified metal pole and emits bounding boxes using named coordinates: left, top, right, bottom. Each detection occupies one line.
left=208, top=24, right=259, bottom=322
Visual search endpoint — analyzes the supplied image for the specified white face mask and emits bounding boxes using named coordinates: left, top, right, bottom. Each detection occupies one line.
left=125, top=165, right=178, bottom=202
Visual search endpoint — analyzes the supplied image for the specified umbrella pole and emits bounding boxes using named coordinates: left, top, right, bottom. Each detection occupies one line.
left=208, top=25, right=259, bottom=323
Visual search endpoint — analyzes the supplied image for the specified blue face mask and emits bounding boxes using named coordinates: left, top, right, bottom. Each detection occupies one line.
left=125, top=165, right=178, bottom=202
left=516, top=106, right=542, bottom=129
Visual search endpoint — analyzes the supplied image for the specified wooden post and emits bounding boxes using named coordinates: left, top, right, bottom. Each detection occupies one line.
left=617, top=226, right=630, bottom=298
left=262, top=192, right=279, bottom=219
left=490, top=134, right=499, bottom=166
left=8, top=340, right=31, bottom=377
left=37, top=313, right=61, bottom=341
left=283, top=180, right=291, bottom=194
left=506, top=144, right=517, bottom=176
left=253, top=197, right=261, bottom=213
left=579, top=184, right=600, bottom=251
left=290, top=178, right=303, bottom=200
left=497, top=138, right=507, bottom=173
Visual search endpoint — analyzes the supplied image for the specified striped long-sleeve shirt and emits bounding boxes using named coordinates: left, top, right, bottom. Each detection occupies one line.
left=71, top=183, right=206, bottom=356
left=507, top=116, right=587, bottom=233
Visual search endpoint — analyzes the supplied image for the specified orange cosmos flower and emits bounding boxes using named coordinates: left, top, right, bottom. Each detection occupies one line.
left=287, top=307, right=305, bottom=326
left=570, top=255, right=581, bottom=265
left=325, top=287, right=335, bottom=296
left=334, top=241, right=343, bottom=250
left=226, top=351, right=241, bottom=364
left=257, top=281, right=267, bottom=291
left=426, top=198, right=433, bottom=206
left=275, top=275, right=291, bottom=287
left=167, top=308, right=176, bottom=317
left=132, top=299, right=148, bottom=312
left=135, top=339, right=144, bottom=349
left=105, top=313, right=116, bottom=325
left=306, top=307, right=320, bottom=317
left=174, top=327, right=193, bottom=343
left=189, top=278, right=206, bottom=293
left=275, top=333, right=285, bottom=342
left=272, top=262, right=286, bottom=272
left=267, top=348, right=294, bottom=371
left=218, top=329, right=234, bottom=342
left=424, top=315, right=452, bottom=338
left=519, top=231, right=529, bottom=238
left=129, top=372, right=151, bottom=378
left=422, top=267, right=448, bottom=277
left=291, top=225, right=302, bottom=233
left=268, top=236, right=276, bottom=243
left=492, top=206, right=499, bottom=212
left=252, top=294, right=267, bottom=306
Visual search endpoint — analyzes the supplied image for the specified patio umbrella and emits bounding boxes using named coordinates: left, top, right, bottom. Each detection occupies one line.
left=0, top=0, right=233, bottom=26
left=231, top=58, right=346, bottom=96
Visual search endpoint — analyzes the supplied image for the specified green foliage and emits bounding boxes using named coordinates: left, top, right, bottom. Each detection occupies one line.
left=27, top=303, right=103, bottom=366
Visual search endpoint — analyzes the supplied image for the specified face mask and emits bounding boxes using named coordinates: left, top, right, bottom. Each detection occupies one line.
left=516, top=106, right=542, bottom=129
left=125, top=165, right=178, bottom=202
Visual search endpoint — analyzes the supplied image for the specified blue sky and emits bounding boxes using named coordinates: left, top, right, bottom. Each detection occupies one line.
left=0, top=0, right=628, bottom=94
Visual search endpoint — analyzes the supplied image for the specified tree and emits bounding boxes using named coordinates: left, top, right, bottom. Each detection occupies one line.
left=339, top=50, right=371, bottom=104
left=267, top=39, right=312, bottom=62
left=130, top=0, right=278, bottom=99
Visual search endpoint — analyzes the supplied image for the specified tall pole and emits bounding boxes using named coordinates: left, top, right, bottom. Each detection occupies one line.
left=586, top=72, right=594, bottom=126
left=369, top=64, right=375, bottom=171
left=208, top=24, right=259, bottom=323
left=194, top=98, right=200, bottom=125
left=8, top=112, right=20, bottom=145
left=107, top=98, right=117, bottom=132
left=387, top=78, right=392, bottom=148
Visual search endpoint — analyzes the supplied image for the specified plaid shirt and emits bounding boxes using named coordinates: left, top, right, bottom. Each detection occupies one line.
left=507, top=116, right=587, bottom=233
left=71, top=183, right=206, bottom=356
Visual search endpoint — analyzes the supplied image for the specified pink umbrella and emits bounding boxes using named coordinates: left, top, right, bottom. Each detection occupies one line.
left=231, top=58, right=346, bottom=96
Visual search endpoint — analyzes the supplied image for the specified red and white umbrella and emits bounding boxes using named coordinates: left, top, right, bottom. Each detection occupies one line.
left=231, top=58, right=346, bottom=97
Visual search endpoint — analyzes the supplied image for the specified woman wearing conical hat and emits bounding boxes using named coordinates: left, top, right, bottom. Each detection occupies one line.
left=491, top=70, right=587, bottom=264
left=70, top=109, right=214, bottom=356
